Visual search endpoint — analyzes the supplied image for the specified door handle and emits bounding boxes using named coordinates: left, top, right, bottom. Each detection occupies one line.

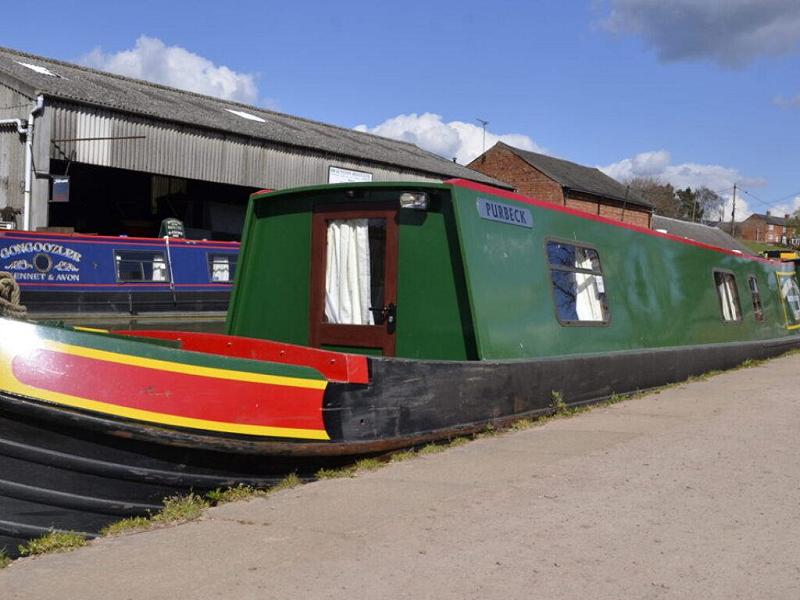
left=369, top=303, right=397, bottom=332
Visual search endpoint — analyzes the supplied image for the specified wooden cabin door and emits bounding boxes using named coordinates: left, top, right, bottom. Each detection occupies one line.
left=309, top=203, right=399, bottom=356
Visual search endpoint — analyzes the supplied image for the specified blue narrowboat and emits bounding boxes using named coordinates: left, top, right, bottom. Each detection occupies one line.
left=0, top=230, right=239, bottom=315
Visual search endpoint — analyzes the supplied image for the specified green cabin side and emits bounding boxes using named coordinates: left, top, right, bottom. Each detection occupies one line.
left=227, top=181, right=800, bottom=361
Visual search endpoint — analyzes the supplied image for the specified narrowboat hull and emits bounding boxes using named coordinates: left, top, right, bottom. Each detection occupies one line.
left=0, top=230, right=238, bottom=317
left=1, top=317, right=798, bottom=556
left=3, top=179, right=800, bottom=556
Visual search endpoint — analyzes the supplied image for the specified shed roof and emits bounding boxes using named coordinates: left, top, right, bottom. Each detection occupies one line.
left=0, top=46, right=508, bottom=188
left=652, top=215, right=755, bottom=255
left=493, top=142, right=651, bottom=209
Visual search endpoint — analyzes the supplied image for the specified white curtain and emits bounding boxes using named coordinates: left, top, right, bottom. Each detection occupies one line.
left=325, top=219, right=374, bottom=325
left=574, top=254, right=604, bottom=321
left=717, top=275, right=739, bottom=321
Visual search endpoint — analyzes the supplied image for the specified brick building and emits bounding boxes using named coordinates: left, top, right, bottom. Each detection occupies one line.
left=467, top=142, right=653, bottom=228
left=738, top=212, right=798, bottom=246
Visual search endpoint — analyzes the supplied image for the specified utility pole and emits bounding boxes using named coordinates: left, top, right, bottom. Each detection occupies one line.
left=729, top=184, right=737, bottom=238
left=476, top=118, right=489, bottom=154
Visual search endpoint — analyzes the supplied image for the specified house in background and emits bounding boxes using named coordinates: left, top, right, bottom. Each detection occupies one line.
left=738, top=212, right=798, bottom=246
left=467, top=142, right=653, bottom=228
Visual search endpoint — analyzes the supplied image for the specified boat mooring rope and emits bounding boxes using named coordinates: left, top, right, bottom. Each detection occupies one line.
left=0, top=271, right=27, bottom=319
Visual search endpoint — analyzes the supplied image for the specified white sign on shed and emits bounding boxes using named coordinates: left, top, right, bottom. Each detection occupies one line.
left=328, top=166, right=373, bottom=184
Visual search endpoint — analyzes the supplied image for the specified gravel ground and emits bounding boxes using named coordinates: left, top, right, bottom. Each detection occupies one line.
left=2, top=353, right=800, bottom=599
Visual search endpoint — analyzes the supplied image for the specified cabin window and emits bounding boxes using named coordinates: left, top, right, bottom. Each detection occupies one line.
left=208, top=254, right=238, bottom=282
left=546, top=241, right=608, bottom=324
left=713, top=271, right=742, bottom=322
left=779, top=275, right=800, bottom=322
left=324, top=218, right=386, bottom=325
left=114, top=251, right=169, bottom=283
left=748, top=276, right=764, bottom=321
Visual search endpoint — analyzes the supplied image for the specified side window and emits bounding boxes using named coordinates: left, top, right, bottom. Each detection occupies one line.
left=713, top=271, right=741, bottom=322
left=748, top=276, right=764, bottom=321
left=778, top=274, right=800, bottom=324
left=546, top=240, right=609, bottom=325
left=115, top=251, right=169, bottom=282
left=208, top=254, right=238, bottom=282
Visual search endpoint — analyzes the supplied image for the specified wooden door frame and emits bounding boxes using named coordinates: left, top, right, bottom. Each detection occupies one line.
left=309, top=202, right=399, bottom=355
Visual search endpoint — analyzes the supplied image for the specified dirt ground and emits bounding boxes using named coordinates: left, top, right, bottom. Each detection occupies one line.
left=2, top=354, right=800, bottom=599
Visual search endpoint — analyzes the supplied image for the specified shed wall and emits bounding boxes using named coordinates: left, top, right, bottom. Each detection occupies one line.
left=0, top=82, right=30, bottom=217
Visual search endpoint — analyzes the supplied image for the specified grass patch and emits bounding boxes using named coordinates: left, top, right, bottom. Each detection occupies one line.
left=100, top=516, right=151, bottom=537
left=354, top=457, right=383, bottom=471
left=550, top=390, right=567, bottom=415
left=0, top=550, right=11, bottom=569
left=206, top=484, right=260, bottom=505
left=151, top=493, right=208, bottom=524
left=447, top=436, right=470, bottom=447
left=510, top=418, right=534, bottom=431
left=18, top=531, right=86, bottom=557
left=417, top=443, right=447, bottom=455
left=267, top=473, right=302, bottom=494
left=315, top=466, right=356, bottom=479
left=390, top=449, right=417, bottom=463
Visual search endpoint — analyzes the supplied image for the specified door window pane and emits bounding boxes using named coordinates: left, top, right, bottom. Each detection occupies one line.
left=324, top=218, right=386, bottom=325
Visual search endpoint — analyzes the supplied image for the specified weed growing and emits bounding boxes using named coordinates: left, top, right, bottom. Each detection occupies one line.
left=18, top=531, right=86, bottom=557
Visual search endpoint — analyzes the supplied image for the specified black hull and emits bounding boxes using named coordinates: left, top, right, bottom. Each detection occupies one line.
left=22, top=290, right=231, bottom=315
left=1, top=335, right=798, bottom=556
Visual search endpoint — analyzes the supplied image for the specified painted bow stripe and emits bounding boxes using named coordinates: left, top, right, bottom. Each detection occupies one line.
left=1, top=336, right=330, bottom=441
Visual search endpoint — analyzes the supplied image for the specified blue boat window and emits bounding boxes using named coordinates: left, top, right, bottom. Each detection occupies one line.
left=208, top=254, right=238, bottom=282
left=546, top=241, right=608, bottom=325
left=115, top=251, right=169, bottom=283
left=713, top=271, right=742, bottom=322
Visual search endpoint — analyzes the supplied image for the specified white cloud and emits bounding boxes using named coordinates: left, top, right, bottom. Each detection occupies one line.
left=774, top=94, right=800, bottom=109
left=600, top=150, right=767, bottom=220
left=80, top=36, right=260, bottom=104
left=601, top=0, right=800, bottom=67
left=354, top=112, right=543, bottom=165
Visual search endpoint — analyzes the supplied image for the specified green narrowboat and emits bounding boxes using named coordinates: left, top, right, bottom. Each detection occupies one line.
left=1, top=178, right=799, bottom=553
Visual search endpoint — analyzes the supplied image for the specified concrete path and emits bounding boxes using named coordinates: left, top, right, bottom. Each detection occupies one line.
left=3, top=354, right=800, bottom=599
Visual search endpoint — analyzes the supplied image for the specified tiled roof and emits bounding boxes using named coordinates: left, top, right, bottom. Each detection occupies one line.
left=496, top=143, right=651, bottom=209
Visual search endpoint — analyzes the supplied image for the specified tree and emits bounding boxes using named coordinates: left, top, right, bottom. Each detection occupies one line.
left=625, top=177, right=680, bottom=218
left=694, top=187, right=725, bottom=222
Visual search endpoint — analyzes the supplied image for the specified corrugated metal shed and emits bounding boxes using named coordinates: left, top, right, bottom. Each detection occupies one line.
left=0, top=46, right=507, bottom=192
left=0, top=80, right=33, bottom=211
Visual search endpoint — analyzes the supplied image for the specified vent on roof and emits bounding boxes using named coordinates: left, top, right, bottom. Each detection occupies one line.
left=225, top=109, right=265, bottom=123
left=16, top=61, right=63, bottom=78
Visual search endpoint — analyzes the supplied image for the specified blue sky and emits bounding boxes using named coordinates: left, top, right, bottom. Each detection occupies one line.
left=4, top=0, right=800, bottom=218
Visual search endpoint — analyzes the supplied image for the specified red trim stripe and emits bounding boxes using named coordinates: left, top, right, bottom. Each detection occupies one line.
left=445, top=178, right=775, bottom=265
left=12, top=349, right=325, bottom=431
